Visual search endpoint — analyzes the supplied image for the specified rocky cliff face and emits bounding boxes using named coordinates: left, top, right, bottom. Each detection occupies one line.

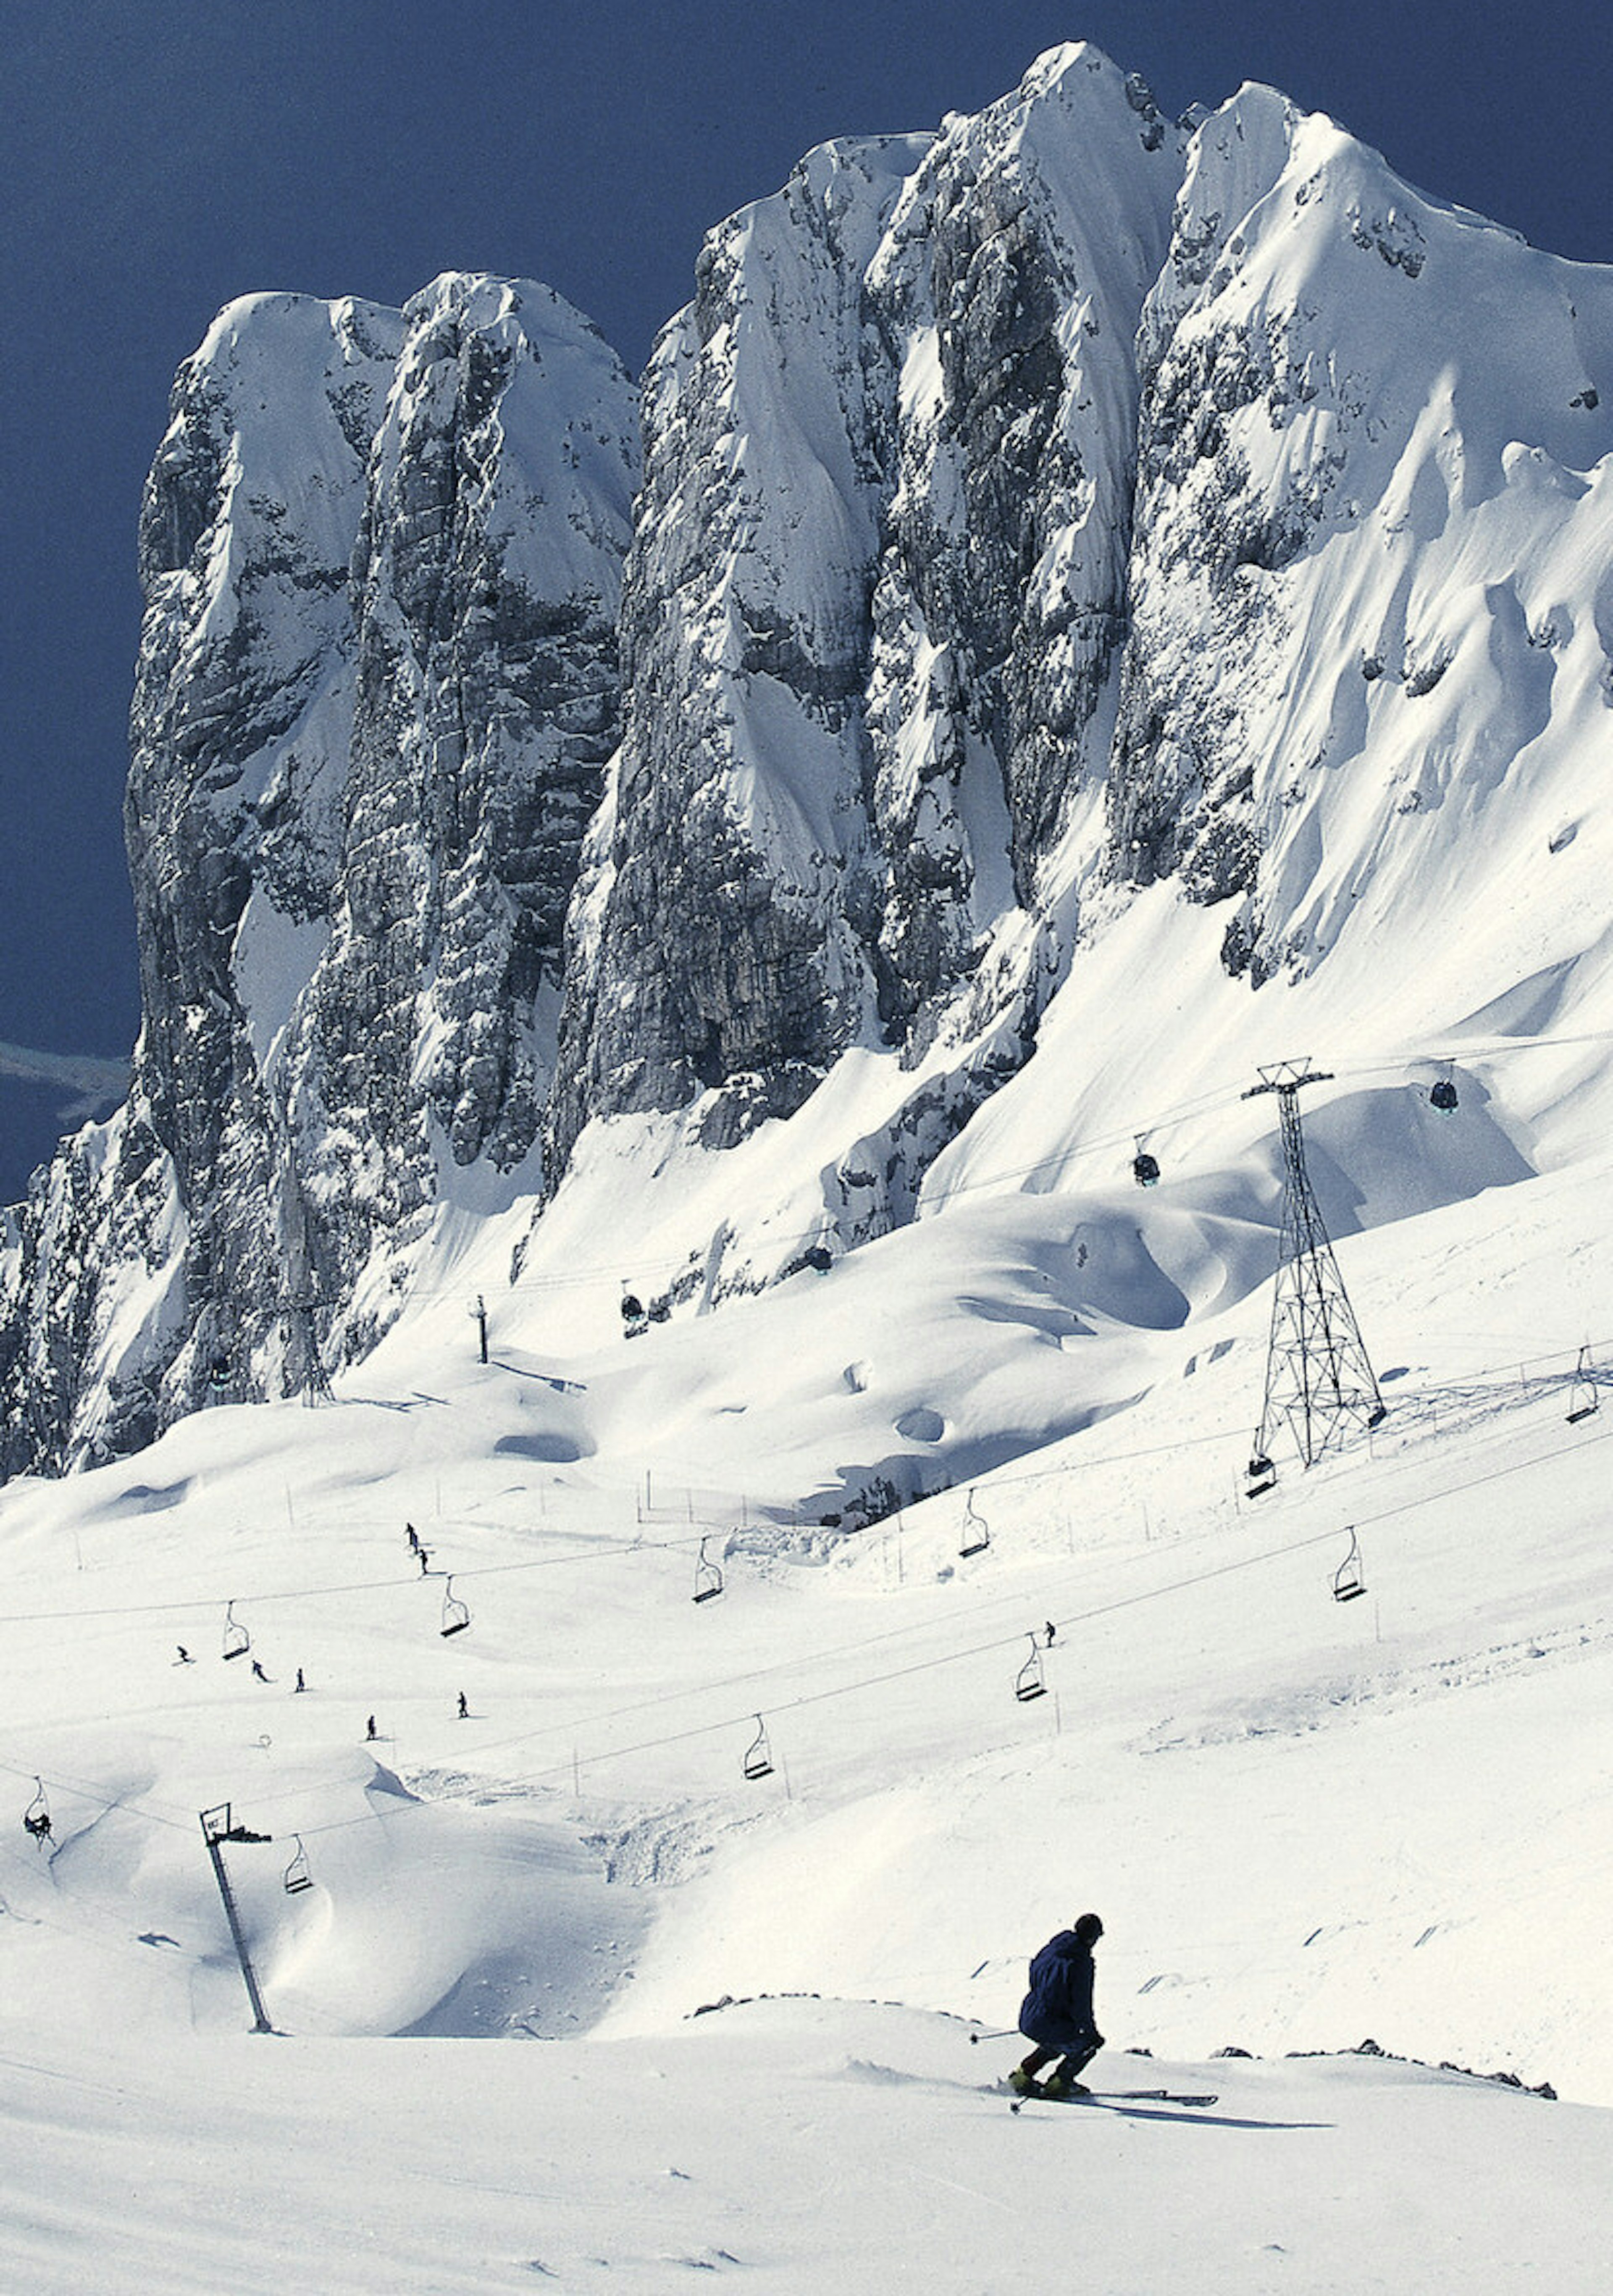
left=6, top=39, right=1613, bottom=1471
left=549, top=48, right=1184, bottom=1180
left=0, top=275, right=636, bottom=1468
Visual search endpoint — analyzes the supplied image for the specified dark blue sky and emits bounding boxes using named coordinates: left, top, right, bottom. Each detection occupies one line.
left=3, top=0, right=1609, bottom=1198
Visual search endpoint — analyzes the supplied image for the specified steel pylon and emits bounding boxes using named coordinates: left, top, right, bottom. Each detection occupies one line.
left=1245, top=1061, right=1384, bottom=1470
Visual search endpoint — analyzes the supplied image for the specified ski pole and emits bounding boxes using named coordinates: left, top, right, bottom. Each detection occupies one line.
left=968, top=2027, right=1017, bottom=2044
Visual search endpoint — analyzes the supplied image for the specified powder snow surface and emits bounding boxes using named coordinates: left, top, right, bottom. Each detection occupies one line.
left=0, top=1060, right=1609, bottom=2285
left=5, top=39, right=1613, bottom=2292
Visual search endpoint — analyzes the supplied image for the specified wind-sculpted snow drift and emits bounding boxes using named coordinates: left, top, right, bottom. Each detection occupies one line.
left=4, top=39, right=1613, bottom=1473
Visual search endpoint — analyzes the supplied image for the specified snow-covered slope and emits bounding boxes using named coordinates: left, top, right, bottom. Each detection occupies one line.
left=1114, top=81, right=1613, bottom=1007
left=3, top=46, right=1613, bottom=2271
left=0, top=1108, right=1607, bottom=2288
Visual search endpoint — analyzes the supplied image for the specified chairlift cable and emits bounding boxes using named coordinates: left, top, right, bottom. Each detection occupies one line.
left=918, top=1024, right=1613, bottom=1214
left=299, top=1395, right=1613, bottom=1816
left=24, top=1395, right=1610, bottom=1855
left=6, top=1357, right=1610, bottom=1848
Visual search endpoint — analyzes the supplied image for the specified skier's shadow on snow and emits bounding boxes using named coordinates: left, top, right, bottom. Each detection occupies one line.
left=1047, top=2099, right=1332, bottom=2131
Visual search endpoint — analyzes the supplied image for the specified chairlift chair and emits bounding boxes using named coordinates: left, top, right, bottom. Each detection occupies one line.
left=440, top=1577, right=471, bottom=1637
left=282, top=1835, right=313, bottom=1895
left=1246, top=1452, right=1277, bottom=1498
left=1566, top=1345, right=1600, bottom=1425
left=742, top=1715, right=775, bottom=1780
left=959, top=1490, right=990, bottom=1559
left=692, top=1536, right=725, bottom=1603
left=1014, top=1632, right=1048, bottom=1703
left=222, top=1601, right=251, bottom=1661
left=1332, top=1528, right=1367, bottom=1603
left=22, top=1778, right=50, bottom=1844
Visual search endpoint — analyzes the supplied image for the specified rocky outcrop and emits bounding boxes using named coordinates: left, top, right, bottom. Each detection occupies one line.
left=549, top=47, right=1184, bottom=1176
left=0, top=275, right=636, bottom=1470
left=1108, top=87, right=1613, bottom=982
left=8, top=41, right=1613, bottom=1474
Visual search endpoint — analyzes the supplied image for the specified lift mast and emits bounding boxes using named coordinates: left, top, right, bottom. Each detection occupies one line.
left=1245, top=1061, right=1385, bottom=1472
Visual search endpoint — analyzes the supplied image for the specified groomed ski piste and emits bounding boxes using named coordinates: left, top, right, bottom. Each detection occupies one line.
left=3, top=972, right=1612, bottom=2292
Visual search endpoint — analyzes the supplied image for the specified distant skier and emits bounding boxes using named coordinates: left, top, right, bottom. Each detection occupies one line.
left=405, top=1523, right=420, bottom=1554
left=175, top=1646, right=193, bottom=1665
left=365, top=1714, right=378, bottom=1742
left=1009, top=1912, right=1106, bottom=2099
left=418, top=1547, right=430, bottom=1575
left=293, top=1668, right=307, bottom=1694
left=250, top=1660, right=271, bottom=1683
left=457, top=1691, right=468, bottom=1720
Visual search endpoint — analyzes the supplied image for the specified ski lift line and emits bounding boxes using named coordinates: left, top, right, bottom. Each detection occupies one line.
left=4, top=1342, right=1607, bottom=1800
left=3, top=1322, right=1606, bottom=1681
left=0, top=1750, right=194, bottom=1826
left=231, top=1027, right=1613, bottom=1329
left=303, top=1397, right=1613, bottom=1819
left=963, top=1335, right=1613, bottom=1500
left=194, top=1371, right=1613, bottom=1840
left=208, top=1020, right=1613, bottom=1323
left=917, top=1026, right=1613, bottom=1214
left=0, top=1753, right=197, bottom=1837
left=115, top=1395, right=1613, bottom=1859
left=391, top=1240, right=705, bottom=1308
left=0, top=1525, right=722, bottom=1629
left=290, top=1522, right=1381, bottom=1818
left=2, top=1332, right=1606, bottom=1648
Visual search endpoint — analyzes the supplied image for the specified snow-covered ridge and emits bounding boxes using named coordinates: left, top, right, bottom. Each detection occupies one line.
left=0, top=272, right=637, bottom=1471
left=4, top=39, right=1613, bottom=1487
left=0, top=47, right=1611, bottom=2283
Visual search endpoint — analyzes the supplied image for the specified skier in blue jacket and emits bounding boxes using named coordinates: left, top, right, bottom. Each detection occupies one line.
left=1010, top=1911, right=1105, bottom=2097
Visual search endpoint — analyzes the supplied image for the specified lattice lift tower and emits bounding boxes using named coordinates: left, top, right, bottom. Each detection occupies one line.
left=1245, top=1061, right=1384, bottom=1484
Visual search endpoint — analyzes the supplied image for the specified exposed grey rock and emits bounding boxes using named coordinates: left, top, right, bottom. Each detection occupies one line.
left=9, top=40, right=1613, bottom=1474
left=549, top=45, right=1184, bottom=1173
left=0, top=276, right=636, bottom=1471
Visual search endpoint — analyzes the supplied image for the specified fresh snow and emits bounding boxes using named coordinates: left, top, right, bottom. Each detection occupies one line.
left=2, top=1039, right=1610, bottom=2284
left=6, top=36, right=1613, bottom=2291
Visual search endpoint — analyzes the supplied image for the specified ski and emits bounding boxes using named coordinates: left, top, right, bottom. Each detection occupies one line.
left=1008, top=2084, right=1218, bottom=2112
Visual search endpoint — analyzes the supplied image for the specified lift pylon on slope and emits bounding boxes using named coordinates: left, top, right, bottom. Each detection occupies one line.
left=1244, top=1061, right=1385, bottom=1478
